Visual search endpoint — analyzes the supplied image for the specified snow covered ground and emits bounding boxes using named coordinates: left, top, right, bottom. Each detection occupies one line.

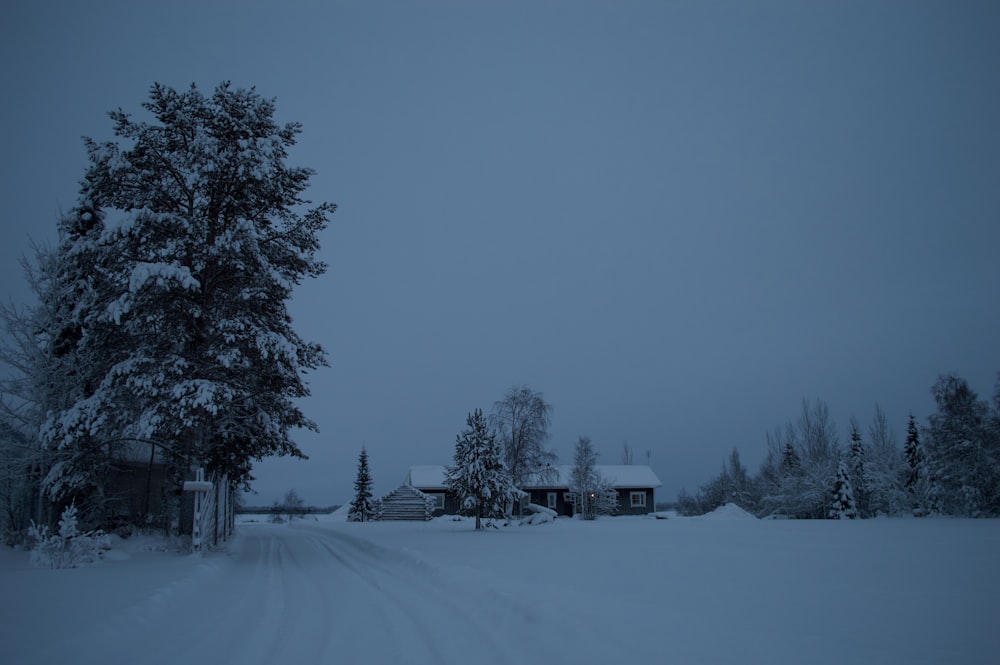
left=2, top=509, right=998, bottom=664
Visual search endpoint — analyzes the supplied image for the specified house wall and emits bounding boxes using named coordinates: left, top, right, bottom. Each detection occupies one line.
left=413, top=489, right=459, bottom=517
left=617, top=488, right=654, bottom=515
left=416, top=487, right=654, bottom=517
left=527, top=489, right=573, bottom=516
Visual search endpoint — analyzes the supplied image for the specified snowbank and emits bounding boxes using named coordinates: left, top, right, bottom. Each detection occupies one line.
left=701, top=502, right=758, bottom=520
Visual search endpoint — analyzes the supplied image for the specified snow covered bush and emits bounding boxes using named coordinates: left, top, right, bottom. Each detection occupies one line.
left=27, top=504, right=109, bottom=568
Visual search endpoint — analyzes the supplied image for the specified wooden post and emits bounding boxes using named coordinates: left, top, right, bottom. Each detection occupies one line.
left=182, top=468, right=212, bottom=552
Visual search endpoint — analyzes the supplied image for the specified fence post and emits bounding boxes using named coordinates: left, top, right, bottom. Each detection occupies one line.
left=182, top=468, right=212, bottom=552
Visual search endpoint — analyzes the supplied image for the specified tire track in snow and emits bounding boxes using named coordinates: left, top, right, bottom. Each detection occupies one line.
left=300, top=524, right=572, bottom=665
left=26, top=522, right=616, bottom=665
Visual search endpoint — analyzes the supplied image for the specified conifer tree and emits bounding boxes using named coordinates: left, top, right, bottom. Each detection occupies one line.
left=830, top=459, right=859, bottom=519
left=348, top=447, right=378, bottom=522
left=847, top=420, right=868, bottom=517
left=38, top=83, right=334, bottom=532
left=445, top=409, right=516, bottom=530
left=903, top=413, right=925, bottom=514
left=781, top=440, right=800, bottom=476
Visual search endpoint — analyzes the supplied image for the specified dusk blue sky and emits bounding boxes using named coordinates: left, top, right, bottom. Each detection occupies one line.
left=2, top=1, right=998, bottom=506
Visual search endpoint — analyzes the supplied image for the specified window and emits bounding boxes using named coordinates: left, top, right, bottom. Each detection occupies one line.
left=547, top=492, right=558, bottom=509
left=431, top=493, right=445, bottom=510
left=630, top=491, right=646, bottom=508
left=563, top=492, right=573, bottom=503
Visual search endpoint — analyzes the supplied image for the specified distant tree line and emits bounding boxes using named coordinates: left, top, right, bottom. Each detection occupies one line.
left=676, top=373, right=1000, bottom=519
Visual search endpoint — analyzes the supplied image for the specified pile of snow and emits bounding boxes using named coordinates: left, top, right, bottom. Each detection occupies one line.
left=701, top=502, right=758, bottom=520
left=523, top=503, right=556, bottom=525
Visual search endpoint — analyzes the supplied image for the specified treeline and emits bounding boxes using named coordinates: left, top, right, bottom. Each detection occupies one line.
left=677, top=373, right=1000, bottom=519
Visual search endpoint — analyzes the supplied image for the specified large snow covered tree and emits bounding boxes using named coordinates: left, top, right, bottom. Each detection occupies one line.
left=445, top=409, right=516, bottom=530
left=489, top=385, right=557, bottom=490
left=348, top=446, right=379, bottom=522
left=39, top=83, right=333, bottom=531
left=924, top=374, right=999, bottom=516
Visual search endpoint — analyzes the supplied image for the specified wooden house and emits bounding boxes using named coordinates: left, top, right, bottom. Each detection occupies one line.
left=405, top=464, right=661, bottom=517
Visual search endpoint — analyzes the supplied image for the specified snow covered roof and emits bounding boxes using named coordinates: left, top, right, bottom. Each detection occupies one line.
left=527, top=465, right=662, bottom=489
left=407, top=464, right=661, bottom=490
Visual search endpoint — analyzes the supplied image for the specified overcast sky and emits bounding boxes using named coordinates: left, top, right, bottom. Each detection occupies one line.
left=2, top=1, right=998, bottom=506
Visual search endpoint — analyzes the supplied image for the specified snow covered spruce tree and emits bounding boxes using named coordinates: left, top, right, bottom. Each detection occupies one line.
left=903, top=414, right=923, bottom=493
left=830, top=459, right=859, bottom=519
left=348, top=446, right=379, bottom=522
left=41, top=83, right=334, bottom=533
left=445, top=409, right=516, bottom=530
left=847, top=420, right=868, bottom=517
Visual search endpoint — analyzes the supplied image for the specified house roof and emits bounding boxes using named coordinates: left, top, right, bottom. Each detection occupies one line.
left=406, top=464, right=662, bottom=490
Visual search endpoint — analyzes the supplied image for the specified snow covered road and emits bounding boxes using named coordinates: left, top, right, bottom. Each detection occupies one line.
left=12, top=523, right=597, bottom=665
left=6, top=515, right=1000, bottom=664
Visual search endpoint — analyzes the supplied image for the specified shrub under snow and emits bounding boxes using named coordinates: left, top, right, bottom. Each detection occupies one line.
left=27, top=504, right=110, bottom=568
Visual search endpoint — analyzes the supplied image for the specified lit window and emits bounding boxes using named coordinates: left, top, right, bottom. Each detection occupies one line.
left=630, top=492, right=646, bottom=508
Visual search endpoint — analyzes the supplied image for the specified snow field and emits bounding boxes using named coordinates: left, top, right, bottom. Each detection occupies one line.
left=2, top=515, right=998, bottom=664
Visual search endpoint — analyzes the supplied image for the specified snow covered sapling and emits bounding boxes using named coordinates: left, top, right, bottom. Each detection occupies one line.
left=571, top=435, right=616, bottom=519
left=28, top=503, right=109, bottom=568
left=348, top=446, right=379, bottom=522
left=282, top=489, right=305, bottom=522
left=445, top=409, right=517, bottom=530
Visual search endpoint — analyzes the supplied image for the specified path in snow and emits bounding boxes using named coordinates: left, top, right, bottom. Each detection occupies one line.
left=21, top=523, right=596, bottom=665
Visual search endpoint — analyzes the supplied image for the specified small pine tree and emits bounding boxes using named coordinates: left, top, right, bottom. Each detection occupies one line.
left=348, top=447, right=378, bottom=522
left=848, top=420, right=868, bottom=517
left=903, top=414, right=922, bottom=490
left=445, top=409, right=516, bottom=530
left=781, top=441, right=800, bottom=476
left=903, top=413, right=925, bottom=515
left=830, top=459, right=859, bottom=519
